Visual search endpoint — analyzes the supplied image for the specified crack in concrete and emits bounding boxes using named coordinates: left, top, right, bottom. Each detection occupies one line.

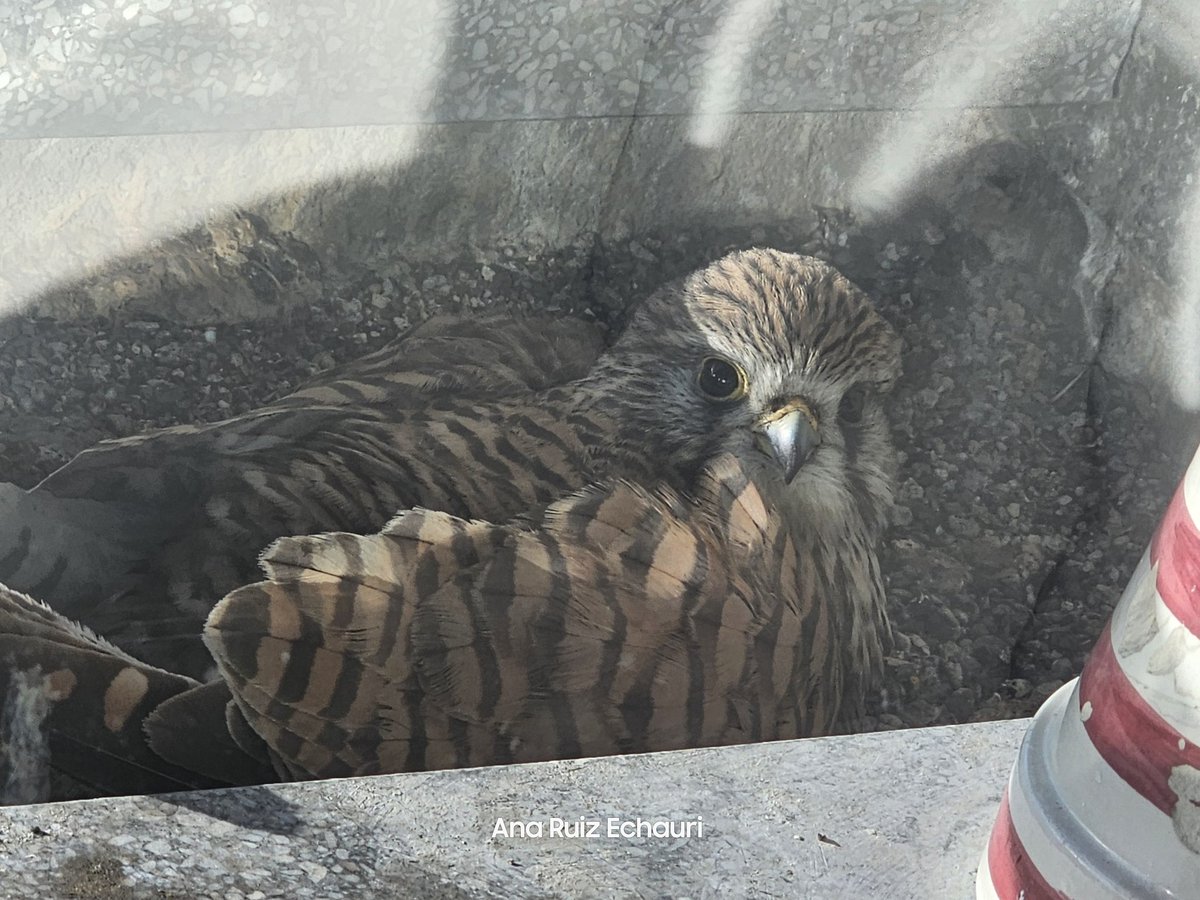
left=1068, top=190, right=1124, bottom=355
left=592, top=7, right=664, bottom=240
left=1112, top=0, right=1146, bottom=100
left=582, top=0, right=671, bottom=313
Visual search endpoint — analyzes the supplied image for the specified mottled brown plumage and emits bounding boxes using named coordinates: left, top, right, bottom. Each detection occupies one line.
left=0, top=314, right=608, bottom=678
left=207, top=452, right=861, bottom=781
left=0, top=248, right=901, bottom=799
left=0, top=580, right=214, bottom=801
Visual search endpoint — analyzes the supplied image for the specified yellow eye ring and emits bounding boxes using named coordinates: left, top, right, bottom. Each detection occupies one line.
left=697, top=356, right=748, bottom=402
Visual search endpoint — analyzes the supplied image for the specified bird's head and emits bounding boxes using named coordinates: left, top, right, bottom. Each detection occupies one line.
left=595, top=248, right=902, bottom=536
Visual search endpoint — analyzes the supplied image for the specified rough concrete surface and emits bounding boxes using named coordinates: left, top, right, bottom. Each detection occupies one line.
left=0, top=1, right=1137, bottom=139
left=0, top=0, right=1144, bottom=318
left=0, top=719, right=1028, bottom=898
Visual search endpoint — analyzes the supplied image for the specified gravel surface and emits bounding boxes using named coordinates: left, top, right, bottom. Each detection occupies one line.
left=3, top=166, right=1200, bottom=739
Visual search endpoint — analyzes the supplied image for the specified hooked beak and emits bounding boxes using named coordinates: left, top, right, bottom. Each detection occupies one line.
left=754, top=400, right=820, bottom=484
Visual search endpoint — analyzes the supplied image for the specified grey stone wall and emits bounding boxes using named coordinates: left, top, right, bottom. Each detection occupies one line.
left=0, top=0, right=1141, bottom=322
left=0, top=1, right=1136, bottom=138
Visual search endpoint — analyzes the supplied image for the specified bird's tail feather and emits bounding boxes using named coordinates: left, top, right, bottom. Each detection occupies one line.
left=0, top=580, right=267, bottom=802
left=143, top=681, right=279, bottom=786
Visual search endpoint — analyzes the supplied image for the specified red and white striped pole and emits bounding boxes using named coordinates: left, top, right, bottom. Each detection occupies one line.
left=977, top=447, right=1200, bottom=898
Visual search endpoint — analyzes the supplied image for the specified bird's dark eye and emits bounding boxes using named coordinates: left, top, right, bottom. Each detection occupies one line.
left=838, top=385, right=868, bottom=424
left=697, top=356, right=748, bottom=402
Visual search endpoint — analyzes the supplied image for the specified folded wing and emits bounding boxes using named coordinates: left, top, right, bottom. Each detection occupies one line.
left=206, top=454, right=850, bottom=781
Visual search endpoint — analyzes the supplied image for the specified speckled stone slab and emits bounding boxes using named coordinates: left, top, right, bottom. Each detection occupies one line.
left=0, top=719, right=1026, bottom=899
left=639, top=0, right=1141, bottom=120
left=0, top=0, right=1140, bottom=139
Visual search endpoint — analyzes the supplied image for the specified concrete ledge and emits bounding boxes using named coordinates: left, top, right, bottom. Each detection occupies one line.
left=0, top=719, right=1026, bottom=898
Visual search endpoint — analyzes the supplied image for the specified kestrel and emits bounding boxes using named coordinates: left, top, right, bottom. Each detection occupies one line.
left=0, top=249, right=901, bottom=798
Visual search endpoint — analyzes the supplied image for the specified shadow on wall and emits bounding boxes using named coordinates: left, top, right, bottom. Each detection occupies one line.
left=2, top=115, right=626, bottom=326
